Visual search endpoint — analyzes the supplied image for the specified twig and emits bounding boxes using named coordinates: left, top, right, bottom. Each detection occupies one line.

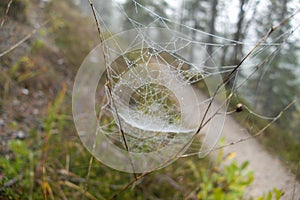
left=59, top=180, right=100, bottom=200
left=157, top=175, right=181, bottom=190
left=223, top=9, right=300, bottom=85
left=201, top=9, right=300, bottom=133
left=175, top=9, right=300, bottom=159
left=0, top=0, right=13, bottom=28
left=110, top=172, right=151, bottom=200
left=40, top=83, right=66, bottom=199
left=86, top=4, right=300, bottom=200
left=184, top=184, right=201, bottom=200
left=82, top=156, right=94, bottom=200
left=56, top=184, right=68, bottom=200
left=216, top=99, right=296, bottom=149
left=181, top=98, right=296, bottom=158
left=87, top=0, right=138, bottom=178
left=3, top=173, right=23, bottom=187
left=87, top=0, right=130, bottom=153
left=0, top=20, right=49, bottom=57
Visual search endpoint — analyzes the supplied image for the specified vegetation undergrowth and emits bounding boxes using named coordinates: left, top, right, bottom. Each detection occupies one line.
left=0, top=0, right=297, bottom=199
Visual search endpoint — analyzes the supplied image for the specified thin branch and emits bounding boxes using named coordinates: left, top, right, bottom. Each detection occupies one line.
left=59, top=181, right=100, bottom=200
left=181, top=98, right=296, bottom=158
left=87, top=0, right=138, bottom=178
left=0, top=20, right=49, bottom=57
left=174, top=9, right=300, bottom=159
left=86, top=0, right=130, bottom=152
left=3, top=173, right=23, bottom=187
left=82, top=156, right=94, bottom=200
left=223, top=9, right=300, bottom=85
left=110, top=172, right=151, bottom=200
left=87, top=4, right=299, bottom=200
left=217, top=99, right=295, bottom=147
left=0, top=0, right=13, bottom=28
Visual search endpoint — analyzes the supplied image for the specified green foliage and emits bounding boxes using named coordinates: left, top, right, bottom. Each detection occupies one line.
left=194, top=149, right=254, bottom=200
left=9, top=56, right=38, bottom=82
left=44, top=83, right=66, bottom=134
left=31, top=39, right=45, bottom=54
left=199, top=161, right=253, bottom=199
left=256, top=188, right=284, bottom=200
left=0, top=140, right=34, bottom=199
left=0, top=83, right=68, bottom=199
left=1, top=0, right=296, bottom=199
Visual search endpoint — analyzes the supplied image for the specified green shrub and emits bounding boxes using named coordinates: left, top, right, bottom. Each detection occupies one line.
left=0, top=140, right=34, bottom=199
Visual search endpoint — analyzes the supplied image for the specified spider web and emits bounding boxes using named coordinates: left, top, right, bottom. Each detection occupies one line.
left=73, top=0, right=300, bottom=173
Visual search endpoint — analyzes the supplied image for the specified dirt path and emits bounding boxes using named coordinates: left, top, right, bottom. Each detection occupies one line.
left=219, top=116, right=299, bottom=199
left=198, top=91, right=300, bottom=199
left=150, top=63, right=300, bottom=199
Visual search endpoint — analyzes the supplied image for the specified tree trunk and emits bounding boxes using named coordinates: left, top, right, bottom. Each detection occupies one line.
left=226, top=0, right=246, bottom=88
left=205, top=0, right=218, bottom=67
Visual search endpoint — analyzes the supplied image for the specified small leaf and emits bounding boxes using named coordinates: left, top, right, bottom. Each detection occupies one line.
left=273, top=188, right=284, bottom=199
left=226, top=152, right=236, bottom=160
left=241, top=161, right=249, bottom=170
left=266, top=191, right=272, bottom=200
left=213, top=187, right=224, bottom=199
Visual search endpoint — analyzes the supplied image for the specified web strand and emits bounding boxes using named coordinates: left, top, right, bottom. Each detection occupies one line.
left=78, top=0, right=300, bottom=174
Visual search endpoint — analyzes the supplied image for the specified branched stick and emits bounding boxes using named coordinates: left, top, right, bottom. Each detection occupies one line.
left=0, top=20, right=49, bottom=57
left=223, top=9, right=300, bottom=85
left=199, top=9, right=300, bottom=135
left=85, top=3, right=299, bottom=199
left=175, top=9, right=300, bottom=159
left=87, top=0, right=131, bottom=155
left=3, top=173, right=23, bottom=187
left=109, top=172, right=152, bottom=200
left=181, top=98, right=297, bottom=158
left=214, top=99, right=296, bottom=150
left=87, top=0, right=137, bottom=181
left=59, top=181, right=99, bottom=200
left=82, top=156, right=94, bottom=200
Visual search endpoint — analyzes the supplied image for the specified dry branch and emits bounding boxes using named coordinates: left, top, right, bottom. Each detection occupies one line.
left=0, top=0, right=13, bottom=28
left=0, top=20, right=49, bottom=57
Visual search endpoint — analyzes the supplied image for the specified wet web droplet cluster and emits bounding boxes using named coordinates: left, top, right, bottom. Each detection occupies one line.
left=74, top=0, right=300, bottom=172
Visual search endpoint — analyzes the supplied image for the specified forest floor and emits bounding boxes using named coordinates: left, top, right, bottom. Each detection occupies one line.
left=0, top=1, right=299, bottom=199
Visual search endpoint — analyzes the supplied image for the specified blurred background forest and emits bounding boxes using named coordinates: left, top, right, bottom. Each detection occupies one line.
left=0, top=0, right=299, bottom=199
